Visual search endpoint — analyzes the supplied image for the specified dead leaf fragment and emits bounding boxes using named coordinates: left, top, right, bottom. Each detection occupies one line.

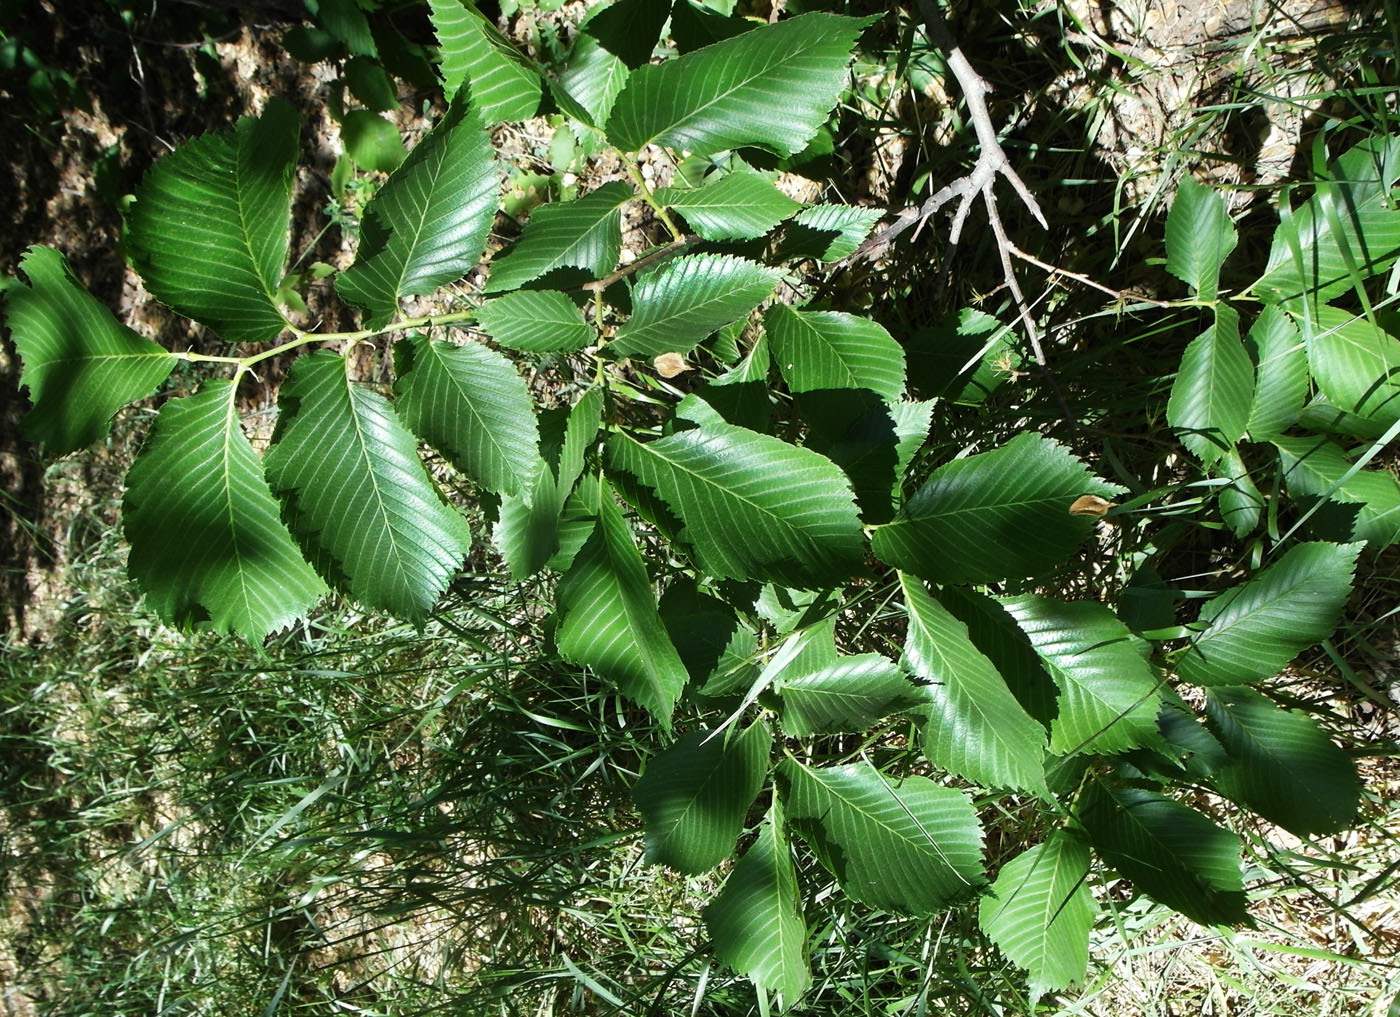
left=653, top=352, right=689, bottom=378
left=1069, top=494, right=1117, bottom=518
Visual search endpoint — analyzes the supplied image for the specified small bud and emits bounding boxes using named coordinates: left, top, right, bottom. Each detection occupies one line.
left=1068, top=494, right=1117, bottom=518
left=653, top=353, right=689, bottom=378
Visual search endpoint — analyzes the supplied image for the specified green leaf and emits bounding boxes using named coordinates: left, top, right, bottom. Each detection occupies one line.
left=678, top=330, right=773, bottom=433
left=1254, top=136, right=1400, bottom=306
left=656, top=170, right=802, bottom=241
left=1204, top=685, right=1359, bottom=836
left=122, top=382, right=326, bottom=637
left=704, top=803, right=810, bottom=1005
left=1276, top=435, right=1400, bottom=547
left=8, top=246, right=175, bottom=455
left=474, top=289, right=595, bottom=353
left=775, top=653, right=916, bottom=736
left=582, top=0, right=670, bottom=69
left=337, top=90, right=498, bottom=327
left=1167, top=305, right=1253, bottom=464
left=343, top=56, right=398, bottom=112
left=1246, top=305, right=1308, bottom=441
left=783, top=203, right=883, bottom=262
left=605, top=13, right=871, bottom=157
left=938, top=586, right=1059, bottom=727
left=659, top=579, right=756, bottom=689
left=781, top=759, right=985, bottom=914
left=871, top=433, right=1122, bottom=585
left=341, top=109, right=406, bottom=173
left=1305, top=305, right=1400, bottom=427
left=1216, top=448, right=1264, bottom=538
left=1001, top=595, right=1164, bottom=756
left=485, top=181, right=632, bottom=292
left=316, top=0, right=377, bottom=56
left=127, top=98, right=297, bottom=343
left=610, top=254, right=778, bottom=359
left=392, top=335, right=539, bottom=498
left=555, top=483, right=690, bottom=725
left=766, top=304, right=906, bottom=401
left=606, top=420, right=866, bottom=589
left=633, top=723, right=770, bottom=871
left=1165, top=176, right=1237, bottom=301
left=428, top=0, right=541, bottom=123
left=800, top=394, right=931, bottom=524
left=1175, top=541, right=1362, bottom=687
left=905, top=309, right=1019, bottom=406
left=494, top=388, right=603, bottom=578
left=979, top=832, right=1096, bottom=1004
left=900, top=575, right=1048, bottom=795
left=264, top=350, right=472, bottom=621
left=1079, top=783, right=1249, bottom=927
left=552, top=30, right=629, bottom=127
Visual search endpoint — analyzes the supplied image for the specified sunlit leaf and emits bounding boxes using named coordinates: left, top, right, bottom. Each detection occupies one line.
left=766, top=304, right=906, bottom=401
left=979, top=832, right=1095, bottom=1004
left=1204, top=685, right=1359, bottom=836
left=1176, top=541, right=1362, bottom=687
left=656, top=170, right=803, bottom=241
left=901, top=574, right=1048, bottom=795
left=429, top=0, right=541, bottom=123
left=607, top=420, right=866, bottom=589
left=1165, top=175, right=1237, bottom=301
left=1167, top=305, right=1253, bottom=465
left=606, top=13, right=871, bottom=157
left=337, top=89, right=498, bottom=327
left=704, top=802, right=811, bottom=1003
left=474, top=289, right=595, bottom=353
left=123, top=382, right=326, bottom=637
left=485, top=181, right=632, bottom=292
left=264, top=351, right=472, bottom=621
left=633, top=723, right=770, bottom=870
left=1079, top=782, right=1249, bottom=926
left=781, top=759, right=985, bottom=914
left=8, top=246, right=175, bottom=455
left=1275, top=435, right=1400, bottom=547
left=127, top=99, right=298, bottom=342
left=610, top=254, right=778, bottom=359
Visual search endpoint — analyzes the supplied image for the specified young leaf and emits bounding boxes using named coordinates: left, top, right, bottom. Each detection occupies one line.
left=1176, top=541, right=1362, bottom=687
left=1079, top=783, right=1249, bottom=927
left=775, top=653, right=917, bottom=736
left=632, top=723, right=770, bottom=871
left=766, top=304, right=906, bottom=401
left=783, top=204, right=884, bottom=263
left=605, top=13, right=872, bottom=157
left=1166, top=305, right=1253, bottom=465
left=485, top=181, right=632, bottom=292
left=336, top=89, right=499, bottom=328
left=1246, top=305, right=1307, bottom=441
left=8, top=246, right=175, bottom=455
left=656, top=170, right=803, bottom=241
left=1164, top=176, right=1237, bottom=301
left=780, top=759, right=985, bottom=914
left=428, top=0, right=541, bottom=123
left=264, top=351, right=472, bottom=621
left=555, top=483, right=690, bottom=726
left=610, top=254, right=778, bottom=359
left=474, top=289, right=595, bottom=353
left=1000, top=595, right=1164, bottom=757
left=1204, top=685, right=1359, bottom=836
left=1253, top=135, right=1400, bottom=306
left=127, top=98, right=298, bottom=343
left=978, top=832, right=1096, bottom=1004
left=392, top=335, right=540, bottom=498
left=703, top=801, right=811, bottom=1005
left=607, top=420, right=866, bottom=589
left=900, top=574, right=1048, bottom=795
left=317, top=0, right=377, bottom=56
left=1275, top=435, right=1400, bottom=547
left=1306, top=305, right=1400, bottom=428
left=871, top=433, right=1122, bottom=585
left=123, top=382, right=326, bottom=638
